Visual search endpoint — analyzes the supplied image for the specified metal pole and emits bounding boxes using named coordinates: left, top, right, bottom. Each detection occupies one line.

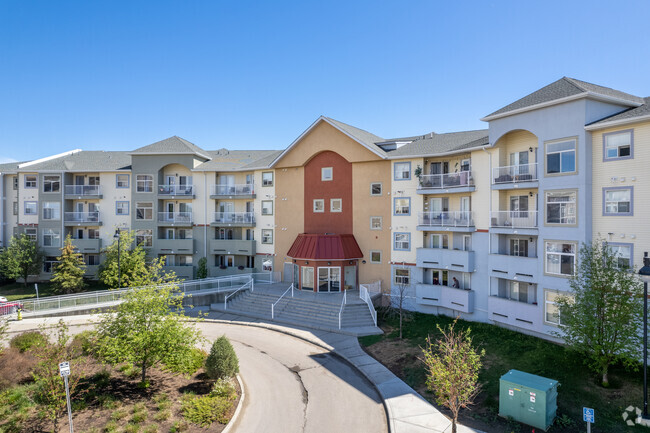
left=117, top=233, right=121, bottom=289
left=64, top=374, right=74, bottom=433
left=644, top=279, right=648, bottom=419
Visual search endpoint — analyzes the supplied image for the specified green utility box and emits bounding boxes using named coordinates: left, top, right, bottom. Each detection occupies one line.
left=499, top=369, right=559, bottom=431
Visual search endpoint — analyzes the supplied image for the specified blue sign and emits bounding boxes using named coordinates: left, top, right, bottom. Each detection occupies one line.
left=583, top=407, right=595, bottom=423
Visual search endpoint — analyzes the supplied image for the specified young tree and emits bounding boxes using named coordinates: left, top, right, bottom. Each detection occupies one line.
left=197, top=257, right=208, bottom=279
left=98, top=230, right=150, bottom=288
left=205, top=336, right=239, bottom=379
left=51, top=234, right=86, bottom=294
left=421, top=319, right=485, bottom=433
left=386, top=269, right=412, bottom=339
left=556, top=240, right=643, bottom=387
left=0, top=234, right=42, bottom=287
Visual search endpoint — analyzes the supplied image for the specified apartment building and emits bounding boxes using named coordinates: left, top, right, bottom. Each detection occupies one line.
left=0, top=77, right=647, bottom=340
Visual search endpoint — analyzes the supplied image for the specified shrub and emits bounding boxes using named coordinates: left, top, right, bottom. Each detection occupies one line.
left=161, top=347, right=206, bottom=375
left=205, top=336, right=239, bottom=380
left=111, top=408, right=127, bottom=421
left=103, top=421, right=118, bottom=433
left=181, top=393, right=233, bottom=426
left=169, top=420, right=189, bottom=432
left=142, top=425, right=159, bottom=433
left=10, top=331, right=47, bottom=353
left=70, top=330, right=98, bottom=356
left=210, top=378, right=237, bottom=401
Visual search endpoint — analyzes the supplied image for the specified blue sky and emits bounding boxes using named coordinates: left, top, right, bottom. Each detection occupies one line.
left=1, top=1, right=649, bottom=162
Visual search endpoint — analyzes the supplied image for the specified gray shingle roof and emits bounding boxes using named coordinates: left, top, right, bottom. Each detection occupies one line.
left=323, top=117, right=387, bottom=156
left=131, top=136, right=211, bottom=160
left=17, top=151, right=132, bottom=171
left=484, top=77, right=644, bottom=119
left=0, top=161, right=24, bottom=172
left=194, top=150, right=281, bottom=171
left=588, top=97, right=650, bottom=127
left=388, top=129, right=489, bottom=158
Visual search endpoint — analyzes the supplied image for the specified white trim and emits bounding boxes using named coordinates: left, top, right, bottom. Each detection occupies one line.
left=18, top=149, right=82, bottom=168
left=585, top=113, right=650, bottom=131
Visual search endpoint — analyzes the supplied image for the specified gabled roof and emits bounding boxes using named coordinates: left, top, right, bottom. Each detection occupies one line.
left=287, top=233, right=364, bottom=260
left=586, top=97, right=650, bottom=130
left=0, top=160, right=24, bottom=172
left=482, top=77, right=644, bottom=121
left=130, top=136, right=211, bottom=160
left=15, top=151, right=132, bottom=172
left=387, top=129, right=489, bottom=158
left=194, top=149, right=282, bottom=172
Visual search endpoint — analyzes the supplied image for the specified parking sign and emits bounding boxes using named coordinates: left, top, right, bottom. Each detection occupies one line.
left=583, top=407, right=595, bottom=423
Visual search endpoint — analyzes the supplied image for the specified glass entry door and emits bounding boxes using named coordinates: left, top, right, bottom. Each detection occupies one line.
left=318, top=267, right=341, bottom=292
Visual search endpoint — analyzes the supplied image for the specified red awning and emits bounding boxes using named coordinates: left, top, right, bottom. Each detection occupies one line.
left=287, top=234, right=363, bottom=260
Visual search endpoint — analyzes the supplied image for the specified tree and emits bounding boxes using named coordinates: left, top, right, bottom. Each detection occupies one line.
left=97, top=265, right=203, bottom=383
left=197, top=257, right=208, bottom=279
left=386, top=269, right=412, bottom=339
left=98, top=230, right=148, bottom=288
left=0, top=234, right=42, bottom=287
left=421, top=319, right=484, bottom=433
left=205, top=336, right=239, bottom=379
left=51, top=234, right=86, bottom=294
left=555, top=239, right=643, bottom=387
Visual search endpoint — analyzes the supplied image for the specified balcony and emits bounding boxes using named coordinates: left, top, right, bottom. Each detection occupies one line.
left=488, top=254, right=537, bottom=283
left=210, top=239, right=256, bottom=255
left=211, top=212, right=255, bottom=227
left=416, top=284, right=474, bottom=313
left=158, top=185, right=195, bottom=198
left=209, top=266, right=256, bottom=278
left=417, top=248, right=474, bottom=273
left=72, top=238, right=102, bottom=253
left=162, top=265, right=194, bottom=280
left=417, top=211, right=475, bottom=232
left=417, top=172, right=474, bottom=194
left=492, top=163, right=538, bottom=190
left=490, top=211, right=538, bottom=235
left=488, top=296, right=540, bottom=331
left=156, top=238, right=194, bottom=253
left=64, top=212, right=102, bottom=226
left=210, top=184, right=255, bottom=199
left=157, top=212, right=193, bottom=226
left=64, top=185, right=103, bottom=199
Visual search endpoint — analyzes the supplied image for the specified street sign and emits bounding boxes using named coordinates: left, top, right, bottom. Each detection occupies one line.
left=583, top=407, right=595, bottom=423
left=59, top=361, right=70, bottom=377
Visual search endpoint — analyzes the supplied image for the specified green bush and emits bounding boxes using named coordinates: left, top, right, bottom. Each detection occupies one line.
left=181, top=393, right=233, bottom=426
left=9, top=331, right=47, bottom=353
left=70, top=330, right=98, bottom=356
left=205, top=336, right=239, bottom=380
left=162, top=347, right=206, bottom=375
left=210, top=378, right=237, bottom=401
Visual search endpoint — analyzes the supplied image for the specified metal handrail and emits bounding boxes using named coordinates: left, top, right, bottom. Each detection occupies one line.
left=211, top=184, right=255, bottom=196
left=419, top=171, right=473, bottom=189
left=158, top=184, right=194, bottom=195
left=271, top=283, right=294, bottom=319
left=158, top=212, right=193, bottom=223
left=338, top=289, right=347, bottom=329
left=64, top=185, right=102, bottom=195
left=224, top=279, right=254, bottom=310
left=418, top=211, right=474, bottom=227
left=492, top=163, right=538, bottom=184
left=490, top=210, right=538, bottom=229
left=359, top=283, right=378, bottom=327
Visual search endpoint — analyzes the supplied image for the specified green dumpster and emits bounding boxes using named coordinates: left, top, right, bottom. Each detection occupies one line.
left=499, top=369, right=559, bottom=431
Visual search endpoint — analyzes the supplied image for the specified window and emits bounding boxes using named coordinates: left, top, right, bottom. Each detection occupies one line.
left=394, top=268, right=410, bottom=285
left=116, top=201, right=129, bottom=215
left=545, top=241, right=577, bottom=276
left=545, top=138, right=576, bottom=174
left=429, top=234, right=449, bottom=249
left=313, top=199, right=324, bottom=213
left=12, top=202, right=17, bottom=216
left=12, top=177, right=17, bottom=190
left=262, top=172, right=273, bottom=187
left=330, top=198, right=342, bottom=212
left=394, top=162, right=411, bottom=180
left=544, top=290, right=569, bottom=325
left=43, top=175, right=60, bottom=193
left=179, top=255, right=193, bottom=266
left=136, top=202, right=153, bottom=220
left=43, top=229, right=61, bottom=247
left=261, top=200, right=273, bottom=215
left=24, top=201, right=37, bottom=215
left=25, top=228, right=37, bottom=242
left=302, top=267, right=314, bottom=291
left=370, top=251, right=382, bottom=264
left=370, top=216, right=382, bottom=230
left=116, top=174, right=129, bottom=188
left=24, top=175, right=37, bottom=188
left=394, top=233, right=410, bottom=251
left=88, top=229, right=100, bottom=239
left=370, top=182, right=382, bottom=196
left=43, top=202, right=61, bottom=220
left=85, top=254, right=100, bottom=266
left=545, top=190, right=577, bottom=225
left=507, top=281, right=536, bottom=304
left=136, top=174, right=153, bottom=192
left=262, top=229, right=273, bottom=244
left=135, top=229, right=153, bottom=247
left=461, top=159, right=471, bottom=172
left=43, top=256, right=58, bottom=273
left=604, top=129, right=633, bottom=160
left=510, top=239, right=529, bottom=257
left=608, top=243, right=632, bottom=269
left=603, top=187, right=632, bottom=216
left=321, top=167, right=333, bottom=181
left=394, top=198, right=410, bottom=215
left=510, top=195, right=528, bottom=218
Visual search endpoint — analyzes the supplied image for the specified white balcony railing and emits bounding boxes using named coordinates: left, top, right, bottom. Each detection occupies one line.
left=492, top=163, right=538, bottom=184
left=158, top=185, right=194, bottom=196
left=158, top=212, right=193, bottom=224
left=64, top=185, right=102, bottom=196
left=419, top=171, right=473, bottom=189
left=418, top=211, right=474, bottom=228
left=65, top=211, right=101, bottom=223
left=211, top=184, right=255, bottom=196
left=213, top=212, right=255, bottom=225
left=490, top=210, right=538, bottom=229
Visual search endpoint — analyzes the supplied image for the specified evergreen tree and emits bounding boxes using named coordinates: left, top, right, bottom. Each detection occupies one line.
left=0, top=233, right=42, bottom=287
left=51, top=234, right=86, bottom=294
left=197, top=257, right=208, bottom=279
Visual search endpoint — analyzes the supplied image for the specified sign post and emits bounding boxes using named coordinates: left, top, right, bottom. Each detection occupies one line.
left=583, top=407, right=594, bottom=433
left=59, top=362, right=73, bottom=433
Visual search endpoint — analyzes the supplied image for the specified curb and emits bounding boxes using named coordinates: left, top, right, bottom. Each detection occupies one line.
left=222, top=373, right=245, bottom=433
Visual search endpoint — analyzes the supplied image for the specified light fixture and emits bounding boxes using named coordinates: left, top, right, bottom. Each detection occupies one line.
left=362, top=260, right=366, bottom=264
left=529, top=147, right=533, bottom=152
left=529, top=192, right=534, bottom=197
left=349, top=261, right=353, bottom=265
left=327, top=261, right=331, bottom=266
left=305, top=261, right=309, bottom=265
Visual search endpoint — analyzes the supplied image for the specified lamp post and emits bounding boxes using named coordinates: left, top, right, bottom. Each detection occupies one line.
left=113, top=229, right=122, bottom=288
left=639, top=252, right=650, bottom=419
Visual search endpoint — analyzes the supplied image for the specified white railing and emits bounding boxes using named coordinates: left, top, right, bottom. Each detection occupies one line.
left=359, top=282, right=379, bottom=327
left=492, top=163, right=538, bottom=184
left=65, top=211, right=101, bottom=223
left=65, top=185, right=102, bottom=196
left=271, top=283, right=294, bottom=319
left=211, top=184, right=255, bottom=196
left=213, top=212, right=255, bottom=225
left=158, top=184, right=194, bottom=196
left=338, top=289, right=347, bottom=329
left=419, top=171, right=473, bottom=189
left=418, top=211, right=474, bottom=228
left=224, top=279, right=254, bottom=310
left=158, top=212, right=193, bottom=224
left=490, top=210, right=538, bottom=229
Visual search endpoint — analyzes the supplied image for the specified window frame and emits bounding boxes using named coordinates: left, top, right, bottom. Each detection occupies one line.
left=603, top=129, right=633, bottom=161
left=394, top=162, right=411, bottom=181
left=136, top=174, right=154, bottom=193
left=321, top=167, right=333, bottom=181
left=24, top=201, right=38, bottom=215
left=135, top=229, right=153, bottom=247
left=394, top=267, right=410, bottom=285
left=261, top=229, right=273, bottom=244
left=370, top=216, right=382, bottom=230
left=135, top=202, right=153, bottom=220
left=544, top=240, right=577, bottom=278
left=261, top=200, right=274, bottom=215
left=313, top=199, right=325, bottom=213
left=12, top=176, right=18, bottom=190
left=24, top=228, right=37, bottom=242
left=544, top=189, right=578, bottom=226
left=116, top=174, right=130, bottom=188
left=262, top=172, right=274, bottom=187
left=544, top=289, right=569, bottom=326
left=24, top=175, right=37, bottom=188
left=42, top=175, right=61, bottom=193
left=394, top=232, right=411, bottom=251
left=116, top=201, right=130, bottom=216
left=544, top=137, right=577, bottom=176
left=369, top=250, right=382, bottom=264
left=42, top=228, right=61, bottom=247
left=393, top=197, right=411, bottom=216
left=607, top=242, right=633, bottom=269
left=602, top=186, right=633, bottom=216
left=330, top=198, right=342, bottom=213
left=370, top=182, right=382, bottom=196
left=42, top=202, right=61, bottom=220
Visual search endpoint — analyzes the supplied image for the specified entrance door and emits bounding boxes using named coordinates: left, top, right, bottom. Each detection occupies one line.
left=344, top=266, right=356, bottom=290
left=318, top=267, right=341, bottom=292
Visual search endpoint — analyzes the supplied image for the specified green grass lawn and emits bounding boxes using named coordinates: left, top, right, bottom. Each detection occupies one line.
left=0, top=281, right=109, bottom=301
left=360, top=311, right=647, bottom=433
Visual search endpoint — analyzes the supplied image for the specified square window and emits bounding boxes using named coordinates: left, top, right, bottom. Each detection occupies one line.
left=608, top=243, right=632, bottom=269
left=544, top=290, right=570, bottom=325
left=370, top=216, right=382, bottom=230
left=42, top=202, right=61, bottom=220
left=394, top=162, right=411, bottom=180
left=545, top=190, right=577, bottom=225
left=24, top=201, right=37, bottom=215
left=24, top=228, right=37, bottom=242
left=545, top=138, right=576, bottom=175
left=262, top=200, right=273, bottom=215
left=370, top=250, right=382, bottom=264
left=603, top=187, right=632, bottom=216
left=43, top=229, right=61, bottom=247
left=43, top=175, right=60, bottom=193
left=136, top=175, right=153, bottom=192
left=262, top=229, right=273, bottom=244
left=370, top=182, right=382, bottom=196
left=394, top=198, right=410, bottom=215
left=116, top=201, right=129, bottom=215
left=545, top=241, right=577, bottom=277
left=604, top=130, right=633, bottom=160
left=24, top=175, right=37, bottom=188
left=394, top=233, right=410, bottom=250
left=330, top=198, right=342, bottom=212
left=116, top=174, right=130, bottom=188
left=313, top=199, right=324, bottom=213
left=262, top=172, right=274, bottom=187
left=135, top=229, right=153, bottom=247
left=322, top=167, right=333, bottom=181
left=394, top=268, right=410, bottom=285
left=136, top=202, right=153, bottom=220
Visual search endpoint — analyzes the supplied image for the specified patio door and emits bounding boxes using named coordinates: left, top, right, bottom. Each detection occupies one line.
left=166, top=175, right=176, bottom=186
left=318, top=267, right=341, bottom=292
left=166, top=202, right=175, bottom=220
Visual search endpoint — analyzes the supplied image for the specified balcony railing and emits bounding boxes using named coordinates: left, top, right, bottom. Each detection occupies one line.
left=419, top=171, right=473, bottom=189
left=158, top=212, right=193, bottom=224
left=418, top=211, right=474, bottom=228
left=492, top=163, right=538, bottom=184
left=64, top=185, right=102, bottom=196
left=490, top=210, right=538, bottom=229
left=213, top=212, right=255, bottom=225
left=64, top=212, right=101, bottom=223
left=211, top=184, right=255, bottom=196
left=158, top=185, right=194, bottom=196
